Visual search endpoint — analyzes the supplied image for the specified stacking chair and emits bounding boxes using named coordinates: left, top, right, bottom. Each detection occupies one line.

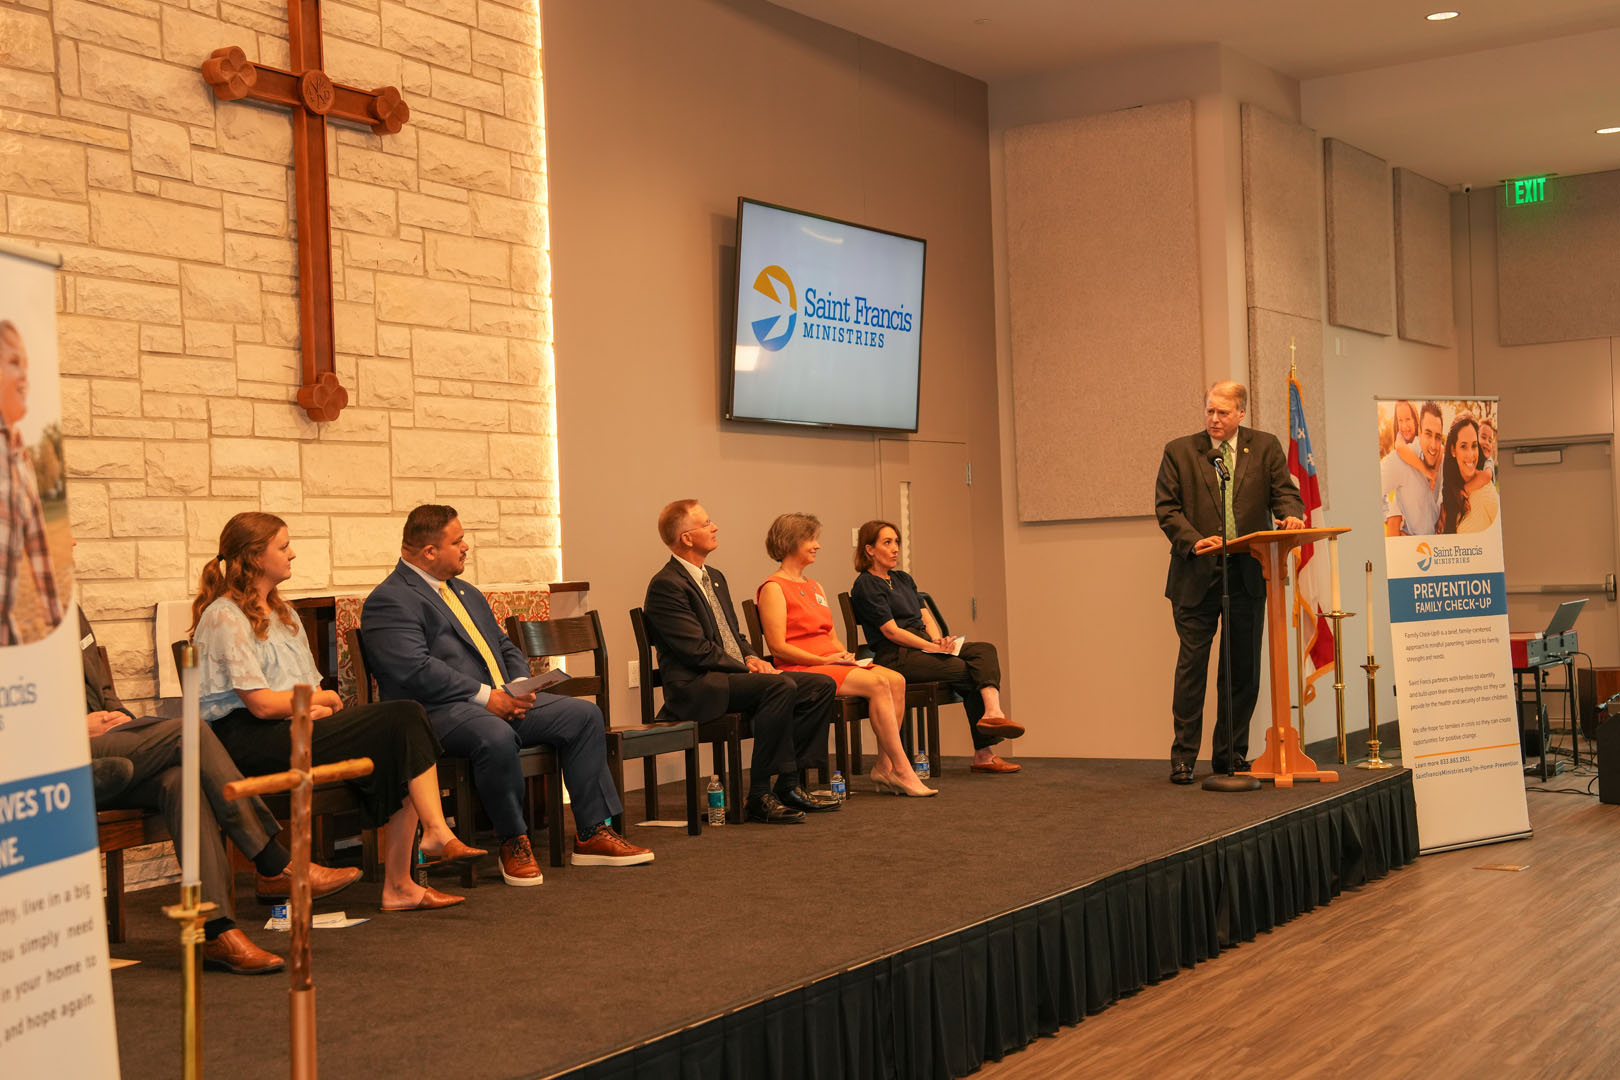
left=739, top=597, right=855, bottom=785
left=835, top=594, right=944, bottom=778
left=505, top=612, right=702, bottom=835
left=630, top=607, right=748, bottom=825
left=347, top=628, right=565, bottom=880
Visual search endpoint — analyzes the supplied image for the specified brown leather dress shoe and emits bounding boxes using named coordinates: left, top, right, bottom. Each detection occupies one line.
left=202, top=929, right=285, bottom=975
left=419, top=836, right=487, bottom=869
left=499, top=835, right=544, bottom=886
left=975, top=716, right=1025, bottom=739
left=970, top=755, right=1022, bottom=774
left=380, top=885, right=465, bottom=912
left=255, top=863, right=363, bottom=903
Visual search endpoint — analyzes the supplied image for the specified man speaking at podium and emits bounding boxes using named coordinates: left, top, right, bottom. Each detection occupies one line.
left=1155, top=381, right=1304, bottom=785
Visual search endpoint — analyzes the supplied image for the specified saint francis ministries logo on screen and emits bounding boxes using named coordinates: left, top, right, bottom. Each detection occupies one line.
left=749, top=265, right=798, bottom=351
left=747, top=264, right=914, bottom=354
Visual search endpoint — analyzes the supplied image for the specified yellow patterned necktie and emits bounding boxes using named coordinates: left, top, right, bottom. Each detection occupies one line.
left=439, top=582, right=505, bottom=688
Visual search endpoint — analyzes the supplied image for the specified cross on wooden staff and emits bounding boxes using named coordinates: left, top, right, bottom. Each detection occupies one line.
left=223, top=685, right=371, bottom=1080
left=200, top=0, right=412, bottom=423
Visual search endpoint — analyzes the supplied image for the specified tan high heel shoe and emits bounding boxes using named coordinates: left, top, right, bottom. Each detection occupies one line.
left=871, top=767, right=937, bottom=797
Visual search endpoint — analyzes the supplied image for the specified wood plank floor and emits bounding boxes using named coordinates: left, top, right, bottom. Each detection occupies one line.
left=976, top=778, right=1617, bottom=1079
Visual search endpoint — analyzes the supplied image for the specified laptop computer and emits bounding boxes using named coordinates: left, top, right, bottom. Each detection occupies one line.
left=1543, top=598, right=1586, bottom=636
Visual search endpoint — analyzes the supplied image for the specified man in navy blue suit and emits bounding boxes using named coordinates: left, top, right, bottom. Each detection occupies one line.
left=361, top=504, right=651, bottom=886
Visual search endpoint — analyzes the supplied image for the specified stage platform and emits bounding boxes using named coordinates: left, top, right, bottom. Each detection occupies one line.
left=107, top=759, right=1417, bottom=1080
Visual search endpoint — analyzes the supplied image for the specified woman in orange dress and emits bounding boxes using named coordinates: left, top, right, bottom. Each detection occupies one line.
left=756, top=513, right=936, bottom=797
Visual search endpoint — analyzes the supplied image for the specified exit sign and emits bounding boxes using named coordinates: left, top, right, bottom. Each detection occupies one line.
left=1507, top=176, right=1547, bottom=205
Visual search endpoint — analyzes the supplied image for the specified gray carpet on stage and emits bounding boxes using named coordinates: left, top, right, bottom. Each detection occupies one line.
left=106, top=758, right=1397, bottom=1079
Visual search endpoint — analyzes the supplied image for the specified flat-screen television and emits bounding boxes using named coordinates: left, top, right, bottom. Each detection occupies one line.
left=726, top=198, right=925, bottom=433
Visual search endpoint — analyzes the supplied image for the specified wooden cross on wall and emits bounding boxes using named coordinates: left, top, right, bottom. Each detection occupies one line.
left=201, top=0, right=411, bottom=422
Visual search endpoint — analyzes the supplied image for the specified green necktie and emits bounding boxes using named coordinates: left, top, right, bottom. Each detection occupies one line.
left=1222, top=441, right=1236, bottom=540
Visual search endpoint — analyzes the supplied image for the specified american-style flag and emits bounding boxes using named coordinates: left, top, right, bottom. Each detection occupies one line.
left=1288, top=376, right=1334, bottom=702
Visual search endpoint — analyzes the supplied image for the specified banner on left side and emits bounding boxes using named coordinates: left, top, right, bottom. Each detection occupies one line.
left=0, top=242, right=121, bottom=1077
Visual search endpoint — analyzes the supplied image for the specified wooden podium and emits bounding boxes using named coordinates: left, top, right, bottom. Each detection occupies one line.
left=1225, top=527, right=1349, bottom=787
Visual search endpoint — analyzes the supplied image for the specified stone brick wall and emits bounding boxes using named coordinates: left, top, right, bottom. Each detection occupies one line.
left=1, top=0, right=557, bottom=701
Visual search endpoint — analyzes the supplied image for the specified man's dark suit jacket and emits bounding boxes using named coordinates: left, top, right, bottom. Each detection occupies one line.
left=81, top=610, right=133, bottom=718
left=361, top=560, right=532, bottom=740
left=643, top=556, right=755, bottom=724
left=1155, top=427, right=1303, bottom=605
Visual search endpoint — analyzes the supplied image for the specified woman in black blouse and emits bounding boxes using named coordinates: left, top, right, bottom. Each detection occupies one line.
left=849, top=520, right=1024, bottom=773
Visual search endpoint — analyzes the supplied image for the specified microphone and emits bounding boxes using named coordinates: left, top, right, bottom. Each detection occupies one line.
left=1208, top=447, right=1230, bottom=481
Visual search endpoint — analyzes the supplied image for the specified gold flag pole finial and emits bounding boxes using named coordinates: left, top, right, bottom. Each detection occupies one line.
left=1289, top=336, right=1297, bottom=380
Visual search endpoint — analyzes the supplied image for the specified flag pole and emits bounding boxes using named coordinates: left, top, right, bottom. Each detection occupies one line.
left=1294, top=551, right=1308, bottom=747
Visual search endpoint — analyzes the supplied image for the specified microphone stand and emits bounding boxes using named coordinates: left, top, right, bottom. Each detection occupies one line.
left=1204, top=451, right=1261, bottom=793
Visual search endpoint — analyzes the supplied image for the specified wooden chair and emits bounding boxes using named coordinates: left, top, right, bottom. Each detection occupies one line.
left=630, top=607, right=748, bottom=825
left=739, top=597, right=855, bottom=785
left=836, top=592, right=943, bottom=778
left=98, top=807, right=171, bottom=944
left=347, top=629, right=567, bottom=877
left=505, top=612, right=702, bottom=836
left=169, top=639, right=381, bottom=878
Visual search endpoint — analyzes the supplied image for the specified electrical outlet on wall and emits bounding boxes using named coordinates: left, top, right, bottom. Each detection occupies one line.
left=851, top=526, right=859, bottom=546
left=628, top=659, right=640, bottom=688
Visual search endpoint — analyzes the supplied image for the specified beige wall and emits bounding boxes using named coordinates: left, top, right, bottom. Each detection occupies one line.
left=542, top=1, right=1005, bottom=748
left=1455, top=185, right=1620, bottom=665
left=988, top=46, right=1461, bottom=760
left=1, top=0, right=557, bottom=703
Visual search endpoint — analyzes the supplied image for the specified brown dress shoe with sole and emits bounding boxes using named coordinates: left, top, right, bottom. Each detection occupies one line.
left=970, top=755, right=1022, bottom=773
left=255, top=863, right=363, bottom=903
left=975, top=716, right=1025, bottom=739
left=202, top=929, right=285, bottom=975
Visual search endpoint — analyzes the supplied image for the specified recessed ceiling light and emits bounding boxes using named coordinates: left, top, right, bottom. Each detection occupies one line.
left=973, top=17, right=990, bottom=24
left=1598, top=126, right=1620, bottom=135
left=1426, top=10, right=1460, bottom=20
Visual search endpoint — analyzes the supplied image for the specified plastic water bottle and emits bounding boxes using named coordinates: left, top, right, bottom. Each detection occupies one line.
left=830, top=770, right=847, bottom=803
left=706, top=774, right=726, bottom=827
left=914, top=751, right=931, bottom=782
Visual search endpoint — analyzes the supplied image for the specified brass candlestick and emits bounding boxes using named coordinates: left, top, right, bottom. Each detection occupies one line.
left=1358, top=655, right=1394, bottom=769
left=1324, top=611, right=1351, bottom=764
left=162, top=882, right=217, bottom=1080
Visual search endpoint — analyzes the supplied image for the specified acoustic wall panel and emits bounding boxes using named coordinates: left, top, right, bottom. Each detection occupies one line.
left=1497, top=169, right=1620, bottom=345
left=1242, top=104, right=1323, bottom=321
left=1247, top=308, right=1328, bottom=490
left=1004, top=100, right=1202, bottom=522
left=1323, top=138, right=1393, bottom=335
left=1393, top=167, right=1454, bottom=347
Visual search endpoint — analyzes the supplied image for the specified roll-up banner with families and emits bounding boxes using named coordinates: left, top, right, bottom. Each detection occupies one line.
left=1377, top=396, right=1530, bottom=853
left=0, top=241, right=121, bottom=1075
